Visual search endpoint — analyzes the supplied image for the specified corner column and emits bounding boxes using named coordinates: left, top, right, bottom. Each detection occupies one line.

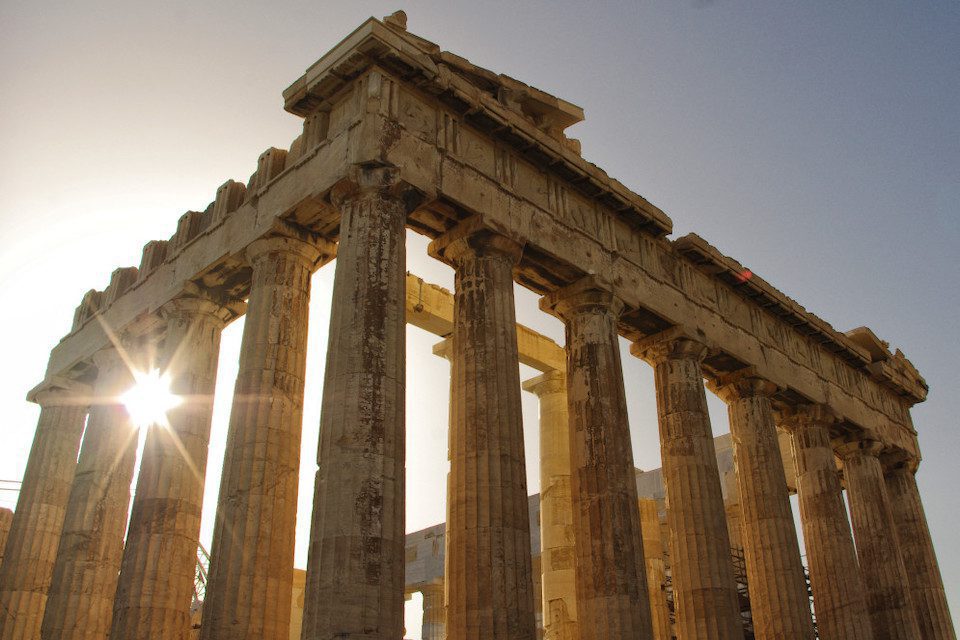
left=522, top=370, right=578, bottom=640
left=541, top=277, right=654, bottom=640
left=429, top=218, right=537, bottom=640
left=40, top=347, right=139, bottom=640
left=713, top=373, right=814, bottom=639
left=111, top=296, right=237, bottom=639
left=839, top=440, right=922, bottom=640
left=632, top=332, right=742, bottom=640
left=302, top=167, right=410, bottom=640
left=200, top=233, right=326, bottom=640
left=0, top=385, right=89, bottom=640
left=885, top=464, right=956, bottom=640
left=778, top=406, right=872, bottom=640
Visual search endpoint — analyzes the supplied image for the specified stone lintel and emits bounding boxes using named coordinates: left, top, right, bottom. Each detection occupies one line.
left=284, top=19, right=670, bottom=236
left=675, top=233, right=926, bottom=404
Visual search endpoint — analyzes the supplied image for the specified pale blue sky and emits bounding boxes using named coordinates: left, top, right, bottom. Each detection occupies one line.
left=2, top=0, right=957, bottom=633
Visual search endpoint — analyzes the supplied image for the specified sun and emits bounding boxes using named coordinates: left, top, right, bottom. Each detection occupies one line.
left=121, top=369, right=182, bottom=428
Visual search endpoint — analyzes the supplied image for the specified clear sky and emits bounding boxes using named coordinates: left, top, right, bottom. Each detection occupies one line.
left=2, top=0, right=957, bottom=635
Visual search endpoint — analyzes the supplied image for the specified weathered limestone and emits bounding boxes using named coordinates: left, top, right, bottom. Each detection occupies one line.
left=41, top=347, right=138, bottom=640
left=111, top=296, right=236, bottom=640
left=838, top=440, right=921, bottom=640
left=713, top=373, right=814, bottom=640
left=0, top=386, right=88, bottom=640
left=884, top=465, right=957, bottom=640
left=632, top=331, right=743, bottom=640
left=639, top=499, right=672, bottom=640
left=0, top=508, right=13, bottom=566
left=429, top=218, right=537, bottom=640
left=0, top=510, right=11, bottom=609
left=522, top=370, right=578, bottom=640
left=779, top=406, right=873, bottom=640
left=10, top=17, right=947, bottom=640
left=201, top=233, right=325, bottom=640
left=541, top=277, right=654, bottom=640
left=421, top=582, right=445, bottom=640
left=302, top=168, right=410, bottom=640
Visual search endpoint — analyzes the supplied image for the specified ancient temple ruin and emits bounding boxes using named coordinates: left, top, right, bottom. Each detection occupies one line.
left=0, top=11, right=953, bottom=640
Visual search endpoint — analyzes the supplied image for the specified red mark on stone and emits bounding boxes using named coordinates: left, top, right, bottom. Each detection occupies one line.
left=735, top=269, right=753, bottom=283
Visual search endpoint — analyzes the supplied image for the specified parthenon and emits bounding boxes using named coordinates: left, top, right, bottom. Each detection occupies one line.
left=0, top=10, right=953, bottom=640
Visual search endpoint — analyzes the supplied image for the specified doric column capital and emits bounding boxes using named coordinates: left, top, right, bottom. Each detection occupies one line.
left=539, top=275, right=624, bottom=321
left=329, top=165, right=422, bottom=210
left=835, top=438, right=884, bottom=462
left=28, top=376, right=93, bottom=407
left=245, top=231, right=334, bottom=270
left=427, top=216, right=524, bottom=268
left=521, top=369, right=566, bottom=397
left=431, top=338, right=453, bottom=361
left=708, top=368, right=779, bottom=403
left=776, top=403, right=838, bottom=434
left=884, top=461, right=919, bottom=478
left=159, top=293, right=244, bottom=327
left=629, top=327, right=708, bottom=366
left=90, top=345, right=125, bottom=372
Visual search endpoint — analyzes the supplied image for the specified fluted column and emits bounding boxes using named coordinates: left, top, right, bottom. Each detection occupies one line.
left=639, top=499, right=672, bottom=640
left=885, top=465, right=956, bottom=640
left=541, top=276, right=654, bottom=640
left=839, top=440, right=921, bottom=640
left=41, top=347, right=138, bottom=640
left=522, top=370, right=578, bottom=640
left=0, top=509, right=11, bottom=567
left=632, top=332, right=742, bottom=640
left=421, top=582, right=445, bottom=640
left=111, top=296, right=237, bottom=640
left=200, top=233, right=326, bottom=640
left=779, top=406, right=872, bottom=640
left=302, top=168, right=410, bottom=640
left=429, top=218, right=537, bottom=640
left=0, top=384, right=89, bottom=640
left=713, top=373, right=814, bottom=640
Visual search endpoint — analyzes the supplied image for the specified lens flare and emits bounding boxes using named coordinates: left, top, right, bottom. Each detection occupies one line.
left=121, top=369, right=182, bottom=428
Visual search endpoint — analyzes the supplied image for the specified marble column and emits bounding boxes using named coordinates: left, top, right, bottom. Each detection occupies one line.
left=522, top=370, right=578, bottom=640
left=40, top=347, right=138, bottom=640
left=200, top=233, right=325, bottom=640
left=111, top=296, right=236, bottom=640
left=639, top=499, right=673, bottom=640
left=302, top=168, right=409, bottom=640
left=0, top=385, right=89, bottom=640
left=839, top=440, right=921, bottom=640
left=713, top=374, right=814, bottom=640
left=0, top=509, right=11, bottom=566
left=421, top=582, right=445, bottom=640
left=429, top=219, right=537, bottom=640
left=885, top=465, right=956, bottom=640
left=542, top=277, right=654, bottom=640
left=779, top=406, right=873, bottom=640
left=632, top=332, right=742, bottom=640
